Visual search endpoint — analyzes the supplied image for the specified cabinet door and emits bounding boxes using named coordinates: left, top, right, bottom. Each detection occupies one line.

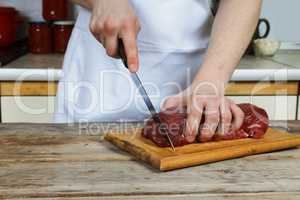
left=298, top=96, right=300, bottom=120
left=1, top=97, right=55, bottom=123
left=228, top=96, right=297, bottom=120
left=1, top=96, right=296, bottom=122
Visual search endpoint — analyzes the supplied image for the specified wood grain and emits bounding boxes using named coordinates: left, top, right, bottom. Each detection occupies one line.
left=0, top=81, right=298, bottom=96
left=105, top=128, right=300, bottom=171
left=0, top=81, right=58, bottom=96
left=226, top=81, right=299, bottom=96
left=6, top=193, right=300, bottom=200
left=1, top=150, right=300, bottom=199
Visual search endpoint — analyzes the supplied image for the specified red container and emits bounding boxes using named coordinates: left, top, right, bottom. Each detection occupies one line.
left=28, top=22, right=52, bottom=54
left=43, top=0, right=68, bottom=21
left=53, top=21, right=74, bottom=53
left=0, top=7, right=18, bottom=47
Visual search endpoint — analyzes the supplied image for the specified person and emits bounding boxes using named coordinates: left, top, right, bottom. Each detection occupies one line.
left=54, top=0, right=262, bottom=143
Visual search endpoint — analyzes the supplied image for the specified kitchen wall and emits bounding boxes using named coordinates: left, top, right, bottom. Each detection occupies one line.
left=261, top=0, right=300, bottom=42
left=0, top=0, right=299, bottom=42
left=0, top=0, right=43, bottom=21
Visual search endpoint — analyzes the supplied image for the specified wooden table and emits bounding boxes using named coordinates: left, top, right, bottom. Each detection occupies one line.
left=0, top=122, right=299, bottom=199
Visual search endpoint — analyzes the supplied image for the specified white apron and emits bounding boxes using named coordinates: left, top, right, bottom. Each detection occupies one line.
left=54, top=0, right=213, bottom=123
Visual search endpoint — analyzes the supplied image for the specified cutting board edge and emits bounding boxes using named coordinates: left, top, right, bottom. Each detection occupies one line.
left=159, top=136, right=300, bottom=171
left=104, top=128, right=300, bottom=172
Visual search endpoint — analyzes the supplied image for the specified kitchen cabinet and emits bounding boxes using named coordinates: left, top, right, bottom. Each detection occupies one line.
left=298, top=96, right=300, bottom=120
left=0, top=95, right=296, bottom=123
left=0, top=81, right=299, bottom=122
left=1, top=96, right=55, bottom=123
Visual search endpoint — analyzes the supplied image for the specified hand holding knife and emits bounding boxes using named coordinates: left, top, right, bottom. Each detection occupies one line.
left=117, top=39, right=176, bottom=151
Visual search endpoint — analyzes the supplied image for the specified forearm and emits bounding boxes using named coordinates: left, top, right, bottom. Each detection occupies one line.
left=69, top=0, right=94, bottom=9
left=195, top=0, right=262, bottom=84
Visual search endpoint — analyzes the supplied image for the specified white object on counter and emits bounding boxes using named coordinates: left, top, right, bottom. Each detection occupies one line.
left=254, top=39, right=281, bottom=57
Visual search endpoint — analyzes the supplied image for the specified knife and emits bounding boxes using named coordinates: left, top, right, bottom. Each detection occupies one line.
left=117, top=39, right=176, bottom=151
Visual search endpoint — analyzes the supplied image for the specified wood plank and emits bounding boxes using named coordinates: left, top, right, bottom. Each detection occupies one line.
left=226, top=81, right=299, bottom=96
left=0, top=120, right=300, bottom=134
left=0, top=123, right=141, bottom=163
left=0, top=123, right=299, bottom=198
left=0, top=81, right=298, bottom=96
left=5, top=192, right=300, bottom=200
left=0, top=150, right=300, bottom=198
left=0, top=122, right=143, bottom=136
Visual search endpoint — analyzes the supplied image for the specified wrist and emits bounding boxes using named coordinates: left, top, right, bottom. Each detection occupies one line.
left=193, top=62, right=234, bottom=85
left=191, top=79, right=227, bottom=97
left=89, top=0, right=98, bottom=8
left=191, top=66, right=231, bottom=96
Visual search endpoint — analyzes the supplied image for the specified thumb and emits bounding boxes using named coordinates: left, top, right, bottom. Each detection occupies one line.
left=162, top=93, right=187, bottom=111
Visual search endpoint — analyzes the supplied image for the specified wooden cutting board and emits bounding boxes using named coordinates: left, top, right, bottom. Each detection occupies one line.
left=105, top=128, right=300, bottom=171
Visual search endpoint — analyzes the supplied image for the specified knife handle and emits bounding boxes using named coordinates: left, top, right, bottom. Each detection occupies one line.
left=118, top=38, right=129, bottom=69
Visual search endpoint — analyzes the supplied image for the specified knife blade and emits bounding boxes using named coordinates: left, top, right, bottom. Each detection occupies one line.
left=117, top=39, right=175, bottom=151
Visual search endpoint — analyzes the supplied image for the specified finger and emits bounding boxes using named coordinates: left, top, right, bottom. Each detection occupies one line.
left=200, top=102, right=220, bottom=142
left=91, top=28, right=104, bottom=45
left=100, top=18, right=120, bottom=57
left=218, top=101, right=232, bottom=135
left=120, top=31, right=139, bottom=72
left=104, top=35, right=118, bottom=57
left=92, top=33, right=104, bottom=47
left=103, top=17, right=119, bottom=37
left=135, top=19, right=141, bottom=33
left=230, top=103, right=245, bottom=130
left=162, top=94, right=187, bottom=111
left=89, top=20, right=104, bottom=44
left=185, top=101, right=204, bottom=143
left=99, top=34, right=105, bottom=46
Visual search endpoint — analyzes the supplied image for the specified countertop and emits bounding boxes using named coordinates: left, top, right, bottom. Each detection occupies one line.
left=1, top=50, right=300, bottom=81
left=0, top=121, right=299, bottom=199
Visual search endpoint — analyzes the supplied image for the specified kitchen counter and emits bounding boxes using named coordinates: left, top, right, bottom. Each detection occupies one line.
left=0, top=54, right=63, bottom=81
left=0, top=50, right=300, bottom=81
left=0, top=121, right=299, bottom=199
left=270, top=50, right=300, bottom=68
left=2, top=53, right=63, bottom=69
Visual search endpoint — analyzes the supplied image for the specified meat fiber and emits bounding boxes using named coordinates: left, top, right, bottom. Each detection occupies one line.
left=142, top=103, right=269, bottom=147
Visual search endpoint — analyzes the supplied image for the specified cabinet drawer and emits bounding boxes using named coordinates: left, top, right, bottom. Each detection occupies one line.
left=1, top=97, right=55, bottom=123
left=228, top=96, right=297, bottom=120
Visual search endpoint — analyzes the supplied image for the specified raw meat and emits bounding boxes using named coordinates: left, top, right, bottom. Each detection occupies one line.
left=142, top=108, right=190, bottom=147
left=142, top=103, right=269, bottom=147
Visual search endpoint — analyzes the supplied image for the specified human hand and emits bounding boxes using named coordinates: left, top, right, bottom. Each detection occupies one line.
left=89, top=0, right=140, bottom=72
left=162, top=81, right=245, bottom=143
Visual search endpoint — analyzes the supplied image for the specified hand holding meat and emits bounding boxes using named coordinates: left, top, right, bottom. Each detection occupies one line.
left=162, top=81, right=245, bottom=143
left=142, top=103, right=269, bottom=147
